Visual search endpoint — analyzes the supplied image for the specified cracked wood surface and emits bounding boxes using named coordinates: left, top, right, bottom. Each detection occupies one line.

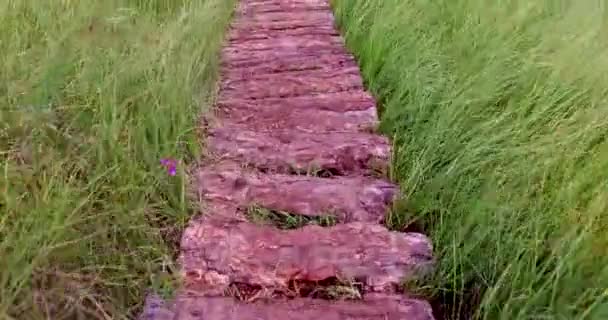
left=141, top=0, right=436, bottom=319
left=140, top=293, right=435, bottom=320
left=193, top=162, right=398, bottom=223
left=180, top=220, right=433, bottom=295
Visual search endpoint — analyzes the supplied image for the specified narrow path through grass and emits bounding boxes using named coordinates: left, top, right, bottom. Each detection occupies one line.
left=333, top=0, right=608, bottom=319
left=0, top=1, right=235, bottom=318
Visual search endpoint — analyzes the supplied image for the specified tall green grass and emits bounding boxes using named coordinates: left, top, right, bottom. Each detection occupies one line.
left=333, top=1, right=608, bottom=319
left=0, top=0, right=234, bottom=318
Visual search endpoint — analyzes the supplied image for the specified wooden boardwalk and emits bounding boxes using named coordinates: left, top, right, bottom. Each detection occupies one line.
left=141, top=1, right=435, bottom=319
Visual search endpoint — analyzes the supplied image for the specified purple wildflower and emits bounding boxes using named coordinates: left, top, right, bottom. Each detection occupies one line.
left=168, top=166, right=177, bottom=176
left=160, top=158, right=178, bottom=176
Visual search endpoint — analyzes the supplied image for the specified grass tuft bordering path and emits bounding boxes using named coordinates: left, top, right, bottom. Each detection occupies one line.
left=0, top=0, right=235, bottom=318
left=333, top=0, right=608, bottom=319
